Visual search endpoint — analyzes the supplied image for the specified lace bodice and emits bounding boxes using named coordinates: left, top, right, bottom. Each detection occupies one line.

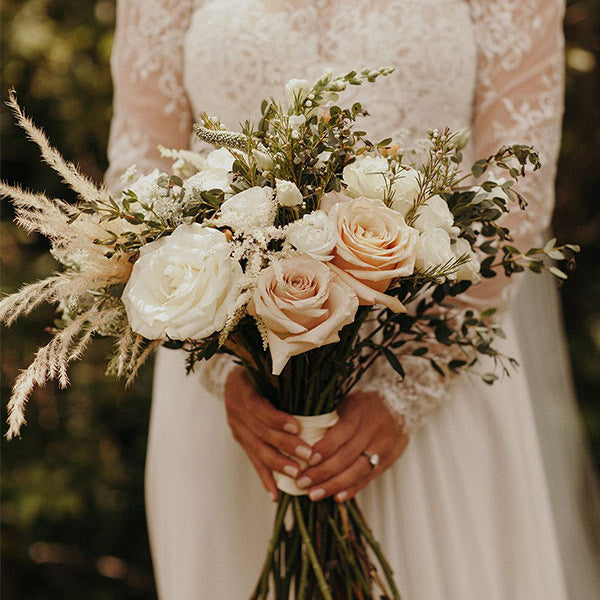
left=106, top=0, right=565, bottom=430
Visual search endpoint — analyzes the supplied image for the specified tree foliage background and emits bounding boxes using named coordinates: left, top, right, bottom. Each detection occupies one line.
left=1, top=1, right=599, bottom=598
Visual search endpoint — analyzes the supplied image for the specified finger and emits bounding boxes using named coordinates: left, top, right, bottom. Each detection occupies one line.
left=244, top=415, right=313, bottom=463
left=232, top=417, right=304, bottom=479
left=307, top=418, right=361, bottom=467
left=246, top=451, right=278, bottom=502
left=306, top=453, right=374, bottom=501
left=335, top=435, right=409, bottom=502
left=244, top=387, right=302, bottom=434
left=297, top=426, right=376, bottom=489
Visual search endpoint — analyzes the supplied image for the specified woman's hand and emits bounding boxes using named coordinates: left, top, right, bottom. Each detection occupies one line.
left=224, top=367, right=314, bottom=502
left=296, top=391, right=409, bottom=503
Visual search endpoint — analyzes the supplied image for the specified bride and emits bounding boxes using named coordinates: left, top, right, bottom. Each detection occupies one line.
left=106, top=0, right=600, bottom=598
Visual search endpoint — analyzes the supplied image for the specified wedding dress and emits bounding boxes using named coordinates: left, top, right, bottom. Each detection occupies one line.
left=106, top=0, right=600, bottom=598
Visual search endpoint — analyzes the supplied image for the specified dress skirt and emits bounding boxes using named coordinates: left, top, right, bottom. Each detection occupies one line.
left=145, top=311, right=576, bottom=599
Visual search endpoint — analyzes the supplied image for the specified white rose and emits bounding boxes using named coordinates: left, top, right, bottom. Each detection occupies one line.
left=275, top=179, right=304, bottom=207
left=219, top=186, right=275, bottom=229
left=285, top=78, right=312, bottom=109
left=452, top=237, right=481, bottom=282
left=287, top=210, right=336, bottom=261
left=206, top=147, right=235, bottom=171
left=122, top=224, right=242, bottom=340
left=413, top=195, right=457, bottom=234
left=414, top=228, right=455, bottom=273
left=389, top=168, right=421, bottom=215
left=342, top=155, right=390, bottom=200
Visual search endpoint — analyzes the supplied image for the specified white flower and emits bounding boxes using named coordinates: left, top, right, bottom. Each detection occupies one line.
left=120, top=165, right=139, bottom=186
left=342, top=154, right=390, bottom=200
left=414, top=228, right=455, bottom=273
left=184, top=169, right=231, bottom=196
left=389, top=168, right=421, bottom=215
left=285, top=78, right=312, bottom=109
left=122, top=224, right=243, bottom=340
left=288, top=114, right=306, bottom=131
left=453, top=127, right=471, bottom=150
left=287, top=210, right=336, bottom=261
left=316, top=151, right=331, bottom=168
left=452, top=237, right=481, bottom=282
left=252, top=149, right=274, bottom=171
left=125, top=169, right=184, bottom=222
left=276, top=179, right=304, bottom=207
left=127, top=168, right=165, bottom=202
left=206, top=147, right=235, bottom=171
left=218, top=186, right=275, bottom=230
left=159, top=146, right=208, bottom=177
left=413, top=195, right=457, bottom=234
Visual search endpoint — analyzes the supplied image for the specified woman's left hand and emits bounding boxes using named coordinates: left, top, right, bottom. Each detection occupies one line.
left=295, top=391, right=409, bottom=503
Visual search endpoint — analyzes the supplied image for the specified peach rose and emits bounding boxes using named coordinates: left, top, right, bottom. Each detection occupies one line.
left=328, top=197, right=419, bottom=292
left=248, top=258, right=359, bottom=375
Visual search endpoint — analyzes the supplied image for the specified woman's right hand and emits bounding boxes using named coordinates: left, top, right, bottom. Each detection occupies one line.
left=224, top=367, right=313, bottom=502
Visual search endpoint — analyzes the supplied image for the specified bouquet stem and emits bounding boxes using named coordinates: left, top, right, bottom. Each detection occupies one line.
left=251, top=494, right=402, bottom=600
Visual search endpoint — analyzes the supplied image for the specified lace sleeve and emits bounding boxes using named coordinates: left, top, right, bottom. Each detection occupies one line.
left=362, top=0, right=566, bottom=432
left=461, top=0, right=566, bottom=311
left=107, top=0, right=239, bottom=396
left=105, top=0, right=195, bottom=190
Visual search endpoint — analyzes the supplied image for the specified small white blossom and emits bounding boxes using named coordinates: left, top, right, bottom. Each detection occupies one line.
left=275, top=179, right=304, bottom=207
left=285, top=78, right=312, bottom=109
left=288, top=114, right=306, bottom=131
left=252, top=149, right=274, bottom=170
left=206, top=147, right=235, bottom=171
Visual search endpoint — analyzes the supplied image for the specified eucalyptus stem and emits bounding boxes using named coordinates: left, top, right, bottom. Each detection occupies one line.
left=348, top=502, right=402, bottom=600
left=293, top=497, right=334, bottom=600
left=297, top=545, right=310, bottom=600
left=252, top=494, right=292, bottom=599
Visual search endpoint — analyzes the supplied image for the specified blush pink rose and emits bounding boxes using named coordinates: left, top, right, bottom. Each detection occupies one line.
left=328, top=197, right=419, bottom=292
left=248, top=257, right=359, bottom=375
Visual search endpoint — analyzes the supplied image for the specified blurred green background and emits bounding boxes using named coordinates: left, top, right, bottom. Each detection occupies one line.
left=1, top=1, right=599, bottom=598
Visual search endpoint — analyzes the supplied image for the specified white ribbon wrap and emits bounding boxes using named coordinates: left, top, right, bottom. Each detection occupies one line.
left=274, top=410, right=339, bottom=496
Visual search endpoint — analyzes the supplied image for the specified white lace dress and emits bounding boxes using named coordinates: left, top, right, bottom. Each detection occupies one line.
left=106, top=1, right=600, bottom=598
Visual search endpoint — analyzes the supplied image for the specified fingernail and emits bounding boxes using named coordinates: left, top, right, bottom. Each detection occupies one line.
left=296, top=476, right=312, bottom=489
left=309, top=488, right=325, bottom=501
left=335, top=490, right=348, bottom=502
left=295, top=446, right=312, bottom=461
left=283, top=465, right=299, bottom=478
left=308, top=452, right=322, bottom=466
left=269, top=491, right=277, bottom=502
left=283, top=422, right=299, bottom=434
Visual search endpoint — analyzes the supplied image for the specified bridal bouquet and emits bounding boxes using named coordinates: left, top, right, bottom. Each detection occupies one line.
left=2, top=68, right=577, bottom=599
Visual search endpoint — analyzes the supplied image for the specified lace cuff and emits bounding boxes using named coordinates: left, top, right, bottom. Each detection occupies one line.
left=197, top=353, right=238, bottom=399
left=356, top=354, right=449, bottom=434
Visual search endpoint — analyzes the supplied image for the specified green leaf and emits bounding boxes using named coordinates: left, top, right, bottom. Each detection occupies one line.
left=549, top=266, right=568, bottom=280
left=482, top=373, right=498, bottom=385
left=382, top=348, right=405, bottom=379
